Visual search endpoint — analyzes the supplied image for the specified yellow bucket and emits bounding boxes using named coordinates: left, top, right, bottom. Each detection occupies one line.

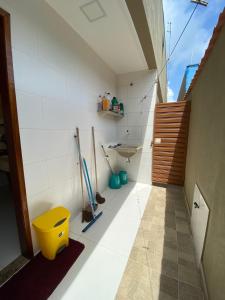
left=32, top=207, right=71, bottom=260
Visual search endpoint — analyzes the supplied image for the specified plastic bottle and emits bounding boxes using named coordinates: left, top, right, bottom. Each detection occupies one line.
left=97, top=95, right=102, bottom=112
left=119, top=102, right=124, bottom=115
left=102, top=92, right=110, bottom=111
left=111, top=97, right=119, bottom=112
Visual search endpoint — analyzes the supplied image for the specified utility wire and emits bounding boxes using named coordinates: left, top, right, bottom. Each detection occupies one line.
left=167, top=22, right=172, bottom=58
left=141, top=3, right=199, bottom=102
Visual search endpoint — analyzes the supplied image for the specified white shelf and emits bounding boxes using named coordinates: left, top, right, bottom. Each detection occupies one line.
left=98, top=110, right=124, bottom=119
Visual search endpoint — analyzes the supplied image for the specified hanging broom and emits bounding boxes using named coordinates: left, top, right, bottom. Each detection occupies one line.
left=92, top=126, right=105, bottom=204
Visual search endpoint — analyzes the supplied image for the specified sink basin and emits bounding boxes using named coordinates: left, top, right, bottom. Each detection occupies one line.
left=114, top=144, right=142, bottom=158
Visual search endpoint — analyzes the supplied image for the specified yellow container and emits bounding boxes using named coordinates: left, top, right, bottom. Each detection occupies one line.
left=102, top=97, right=110, bottom=111
left=32, top=207, right=71, bottom=260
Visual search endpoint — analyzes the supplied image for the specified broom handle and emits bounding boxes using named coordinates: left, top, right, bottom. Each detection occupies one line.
left=75, top=128, right=85, bottom=210
left=92, top=126, right=98, bottom=192
left=101, top=145, right=114, bottom=174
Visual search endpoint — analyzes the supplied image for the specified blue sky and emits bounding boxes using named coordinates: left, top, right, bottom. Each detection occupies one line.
left=162, top=0, right=225, bottom=101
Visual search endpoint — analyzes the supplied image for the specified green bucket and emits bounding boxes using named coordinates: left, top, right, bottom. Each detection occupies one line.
left=119, top=171, right=128, bottom=185
left=109, top=173, right=121, bottom=189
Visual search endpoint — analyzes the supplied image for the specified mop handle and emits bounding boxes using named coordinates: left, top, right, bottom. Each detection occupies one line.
left=92, top=126, right=98, bottom=192
left=101, top=145, right=114, bottom=174
left=75, top=130, right=95, bottom=216
left=81, top=158, right=95, bottom=216
left=75, top=128, right=85, bottom=209
left=83, top=158, right=97, bottom=207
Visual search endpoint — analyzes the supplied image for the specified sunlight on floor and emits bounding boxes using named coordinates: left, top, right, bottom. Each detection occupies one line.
left=116, top=185, right=204, bottom=300
left=49, top=182, right=151, bottom=300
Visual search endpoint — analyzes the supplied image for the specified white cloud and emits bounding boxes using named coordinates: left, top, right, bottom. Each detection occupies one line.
left=167, top=82, right=175, bottom=102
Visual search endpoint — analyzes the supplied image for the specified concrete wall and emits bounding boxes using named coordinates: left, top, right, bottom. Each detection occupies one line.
left=177, top=75, right=186, bottom=102
left=185, top=24, right=225, bottom=300
left=143, top=0, right=167, bottom=101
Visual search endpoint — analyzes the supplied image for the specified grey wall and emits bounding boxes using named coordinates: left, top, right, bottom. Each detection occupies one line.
left=143, top=0, right=167, bottom=101
left=125, top=0, right=167, bottom=102
left=177, top=75, right=186, bottom=102
left=185, top=25, right=225, bottom=300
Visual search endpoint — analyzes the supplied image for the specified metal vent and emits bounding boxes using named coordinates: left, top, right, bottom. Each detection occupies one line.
left=80, top=0, right=106, bottom=23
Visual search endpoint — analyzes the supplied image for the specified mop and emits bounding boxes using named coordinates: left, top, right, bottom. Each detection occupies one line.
left=92, top=126, right=105, bottom=204
left=75, top=128, right=103, bottom=232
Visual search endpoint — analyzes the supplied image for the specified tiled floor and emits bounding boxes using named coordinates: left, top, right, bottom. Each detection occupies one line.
left=50, top=182, right=152, bottom=300
left=116, top=185, right=204, bottom=300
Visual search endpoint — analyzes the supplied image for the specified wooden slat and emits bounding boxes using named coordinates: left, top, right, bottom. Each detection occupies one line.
left=155, top=128, right=187, bottom=134
left=156, top=106, right=190, bottom=113
left=152, top=178, right=184, bottom=186
left=154, top=156, right=186, bottom=164
left=153, top=161, right=185, bottom=168
left=154, top=143, right=186, bottom=149
left=155, top=117, right=188, bottom=124
left=153, top=169, right=184, bottom=177
left=154, top=133, right=187, bottom=138
left=152, top=101, right=190, bottom=186
left=154, top=147, right=186, bottom=155
left=152, top=173, right=184, bottom=181
left=160, top=137, right=187, bottom=144
left=157, top=101, right=189, bottom=108
left=154, top=122, right=188, bottom=129
left=155, top=112, right=189, bottom=119
left=153, top=164, right=184, bottom=172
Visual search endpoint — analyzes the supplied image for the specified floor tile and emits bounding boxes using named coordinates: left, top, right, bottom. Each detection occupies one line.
left=178, top=257, right=197, bottom=270
left=50, top=183, right=152, bottom=300
left=178, top=251, right=196, bottom=263
left=163, top=247, right=178, bottom=263
left=156, top=274, right=178, bottom=299
left=159, top=259, right=178, bottom=280
left=178, top=264, right=201, bottom=288
left=179, top=281, right=204, bottom=300
left=116, top=259, right=153, bottom=300
left=116, top=185, right=203, bottom=300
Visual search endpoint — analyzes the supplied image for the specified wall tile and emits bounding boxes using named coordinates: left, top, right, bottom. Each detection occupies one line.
left=23, top=162, right=49, bottom=197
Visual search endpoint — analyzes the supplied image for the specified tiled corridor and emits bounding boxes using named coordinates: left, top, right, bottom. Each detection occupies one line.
left=116, top=185, right=204, bottom=300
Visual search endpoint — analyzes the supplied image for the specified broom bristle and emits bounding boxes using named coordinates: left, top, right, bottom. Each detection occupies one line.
left=96, top=192, right=105, bottom=204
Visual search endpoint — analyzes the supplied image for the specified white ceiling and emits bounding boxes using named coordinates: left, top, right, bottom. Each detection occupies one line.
left=46, top=0, right=148, bottom=74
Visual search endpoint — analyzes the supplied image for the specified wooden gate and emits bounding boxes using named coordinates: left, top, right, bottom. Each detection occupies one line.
left=152, top=101, right=191, bottom=186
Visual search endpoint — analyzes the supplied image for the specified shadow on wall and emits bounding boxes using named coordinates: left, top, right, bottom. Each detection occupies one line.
left=115, top=70, right=158, bottom=185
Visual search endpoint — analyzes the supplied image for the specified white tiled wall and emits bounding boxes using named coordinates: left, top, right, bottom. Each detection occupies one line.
left=0, top=0, right=158, bottom=252
left=116, top=70, right=158, bottom=184
left=0, top=0, right=118, bottom=251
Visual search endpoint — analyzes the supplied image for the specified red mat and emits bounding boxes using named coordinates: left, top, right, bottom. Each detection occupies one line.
left=0, top=239, right=85, bottom=300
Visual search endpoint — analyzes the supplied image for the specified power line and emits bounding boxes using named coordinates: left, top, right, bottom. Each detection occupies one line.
left=167, top=22, right=172, bottom=58
left=141, top=2, right=200, bottom=102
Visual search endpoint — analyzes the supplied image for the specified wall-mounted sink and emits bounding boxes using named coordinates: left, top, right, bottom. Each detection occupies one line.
left=111, top=144, right=142, bottom=158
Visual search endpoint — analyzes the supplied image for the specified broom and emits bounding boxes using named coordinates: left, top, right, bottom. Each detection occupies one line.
left=75, top=128, right=92, bottom=223
left=92, top=126, right=105, bottom=204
